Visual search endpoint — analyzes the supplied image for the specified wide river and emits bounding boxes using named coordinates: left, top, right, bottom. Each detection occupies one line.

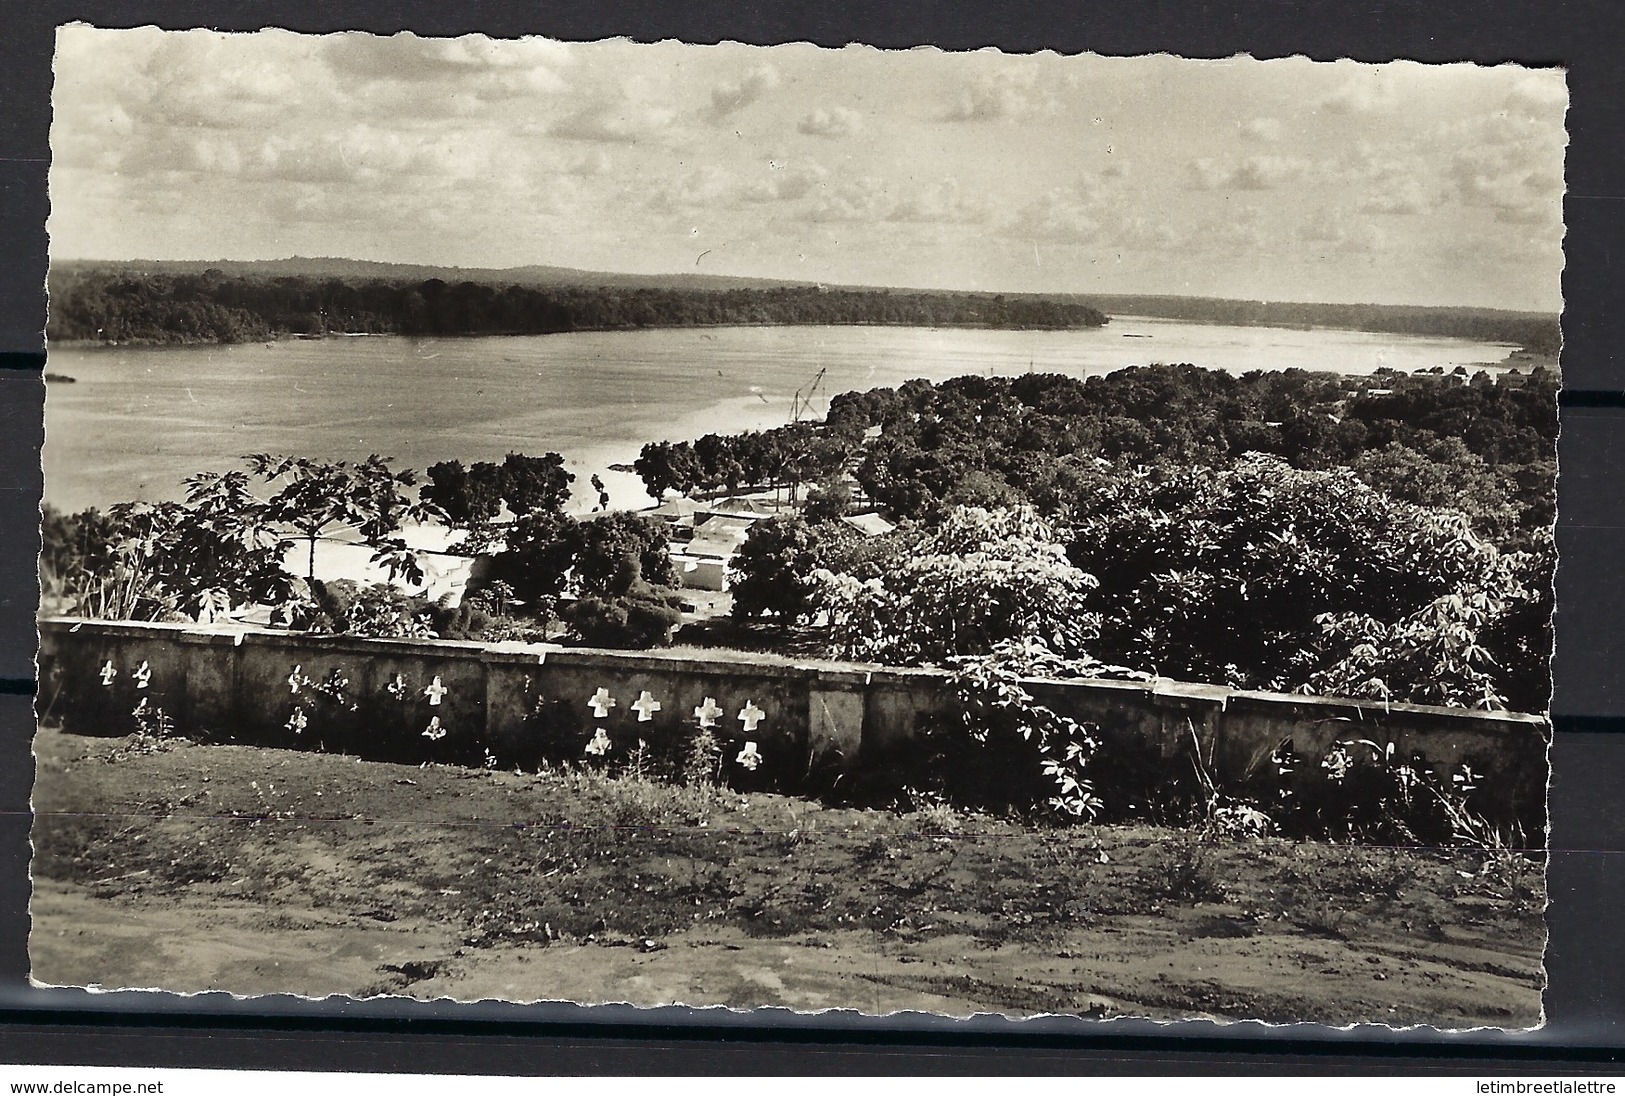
left=44, top=317, right=1519, bottom=513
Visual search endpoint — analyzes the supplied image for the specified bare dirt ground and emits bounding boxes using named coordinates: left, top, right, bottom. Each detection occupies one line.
left=29, top=728, right=1546, bottom=1026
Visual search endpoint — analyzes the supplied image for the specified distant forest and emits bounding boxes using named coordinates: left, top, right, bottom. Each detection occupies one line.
left=46, top=262, right=1560, bottom=354
left=1086, top=294, right=1562, bottom=357
left=45, top=268, right=1108, bottom=345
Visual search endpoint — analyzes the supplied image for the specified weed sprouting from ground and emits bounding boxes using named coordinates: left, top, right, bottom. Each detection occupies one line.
left=1141, top=831, right=1228, bottom=904
left=1279, top=887, right=1354, bottom=938
left=682, top=725, right=724, bottom=795
left=102, top=701, right=179, bottom=763
left=901, top=787, right=969, bottom=836
left=1475, top=848, right=1547, bottom=919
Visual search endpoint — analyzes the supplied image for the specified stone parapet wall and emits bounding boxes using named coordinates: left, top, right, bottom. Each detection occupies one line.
left=35, top=618, right=1549, bottom=829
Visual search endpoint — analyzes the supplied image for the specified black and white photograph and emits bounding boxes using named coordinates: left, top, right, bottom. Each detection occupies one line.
left=32, top=27, right=1562, bottom=1027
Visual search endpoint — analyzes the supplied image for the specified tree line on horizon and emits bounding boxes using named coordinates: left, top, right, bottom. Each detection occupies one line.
left=1090, top=294, right=1561, bottom=357
left=45, top=268, right=1110, bottom=346
left=45, top=264, right=1560, bottom=354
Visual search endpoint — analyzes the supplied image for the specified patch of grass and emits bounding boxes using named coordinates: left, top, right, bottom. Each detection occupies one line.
left=1140, top=833, right=1227, bottom=904
left=32, top=727, right=1548, bottom=999
left=1291, top=844, right=1421, bottom=903
left=1275, top=885, right=1354, bottom=938
left=1474, top=850, right=1547, bottom=919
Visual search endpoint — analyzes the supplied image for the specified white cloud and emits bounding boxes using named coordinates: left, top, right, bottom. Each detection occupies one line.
left=797, top=106, right=864, bottom=138
left=1006, top=189, right=1104, bottom=243
left=1447, top=143, right=1563, bottom=225
left=803, top=178, right=891, bottom=224
left=1318, top=73, right=1401, bottom=115
left=1001, top=167, right=1171, bottom=248
left=565, top=149, right=613, bottom=176
left=735, top=160, right=828, bottom=204
left=942, top=71, right=1056, bottom=123
left=47, top=32, right=1566, bottom=310
left=550, top=99, right=675, bottom=144
left=1296, top=210, right=1388, bottom=254
left=1504, top=71, right=1567, bottom=121
left=1188, top=154, right=1310, bottom=191
left=708, top=63, right=780, bottom=120
left=321, top=33, right=573, bottom=97
left=645, top=165, right=737, bottom=214
left=1239, top=117, right=1282, bottom=142
left=646, top=159, right=829, bottom=213
left=887, top=179, right=986, bottom=225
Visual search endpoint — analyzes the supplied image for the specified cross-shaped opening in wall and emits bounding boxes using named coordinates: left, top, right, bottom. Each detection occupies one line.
left=423, top=676, right=449, bottom=706
left=738, top=701, right=765, bottom=734
left=631, top=690, right=662, bottom=721
left=694, top=697, right=723, bottom=727
left=588, top=687, right=617, bottom=718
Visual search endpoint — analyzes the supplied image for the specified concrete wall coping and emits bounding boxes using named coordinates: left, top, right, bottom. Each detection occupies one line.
left=1224, top=688, right=1549, bottom=729
left=41, top=618, right=239, bottom=641
left=37, top=617, right=1548, bottom=731
left=539, top=646, right=814, bottom=679
left=236, top=629, right=493, bottom=660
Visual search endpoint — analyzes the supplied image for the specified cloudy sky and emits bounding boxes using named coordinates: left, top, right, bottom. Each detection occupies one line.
left=50, top=27, right=1567, bottom=310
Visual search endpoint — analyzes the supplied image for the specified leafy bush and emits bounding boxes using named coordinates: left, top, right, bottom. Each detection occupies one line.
left=728, top=517, right=826, bottom=623
left=1265, top=736, right=1505, bottom=846
left=1066, top=455, right=1547, bottom=710
left=814, top=505, right=1099, bottom=665
left=430, top=600, right=547, bottom=643
left=564, top=589, right=684, bottom=649
left=801, top=480, right=853, bottom=524
left=900, top=642, right=1103, bottom=822
left=244, top=453, right=433, bottom=586
left=310, top=579, right=435, bottom=638
left=1141, top=833, right=1227, bottom=904
left=41, top=477, right=294, bottom=623
left=571, top=511, right=677, bottom=595
left=489, top=509, right=578, bottom=608
left=490, top=509, right=676, bottom=611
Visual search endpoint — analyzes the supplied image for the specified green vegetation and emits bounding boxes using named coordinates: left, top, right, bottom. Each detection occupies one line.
left=719, top=364, right=1555, bottom=712
left=38, top=455, right=430, bottom=624
left=48, top=259, right=1559, bottom=354
left=46, top=266, right=1108, bottom=346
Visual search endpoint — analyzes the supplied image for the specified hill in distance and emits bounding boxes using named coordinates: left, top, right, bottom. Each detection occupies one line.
left=49, top=256, right=814, bottom=293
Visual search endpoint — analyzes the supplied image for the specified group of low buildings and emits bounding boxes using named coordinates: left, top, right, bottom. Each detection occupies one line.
left=644, top=492, right=895, bottom=591
left=282, top=488, right=895, bottom=612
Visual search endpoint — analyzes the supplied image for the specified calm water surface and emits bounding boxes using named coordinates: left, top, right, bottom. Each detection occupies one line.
left=44, top=318, right=1517, bottom=512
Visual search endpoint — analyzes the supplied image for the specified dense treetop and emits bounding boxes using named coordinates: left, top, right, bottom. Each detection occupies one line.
left=717, top=362, right=1556, bottom=712
left=640, top=363, right=1556, bottom=552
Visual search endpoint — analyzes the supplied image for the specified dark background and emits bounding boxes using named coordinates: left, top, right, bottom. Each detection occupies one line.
left=1, top=0, right=1621, bottom=1074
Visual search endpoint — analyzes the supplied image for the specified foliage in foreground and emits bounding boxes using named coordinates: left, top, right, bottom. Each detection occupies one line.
left=1066, top=455, right=1550, bottom=711
left=40, top=455, right=433, bottom=625
left=814, top=506, right=1101, bottom=665
left=741, top=457, right=1551, bottom=712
